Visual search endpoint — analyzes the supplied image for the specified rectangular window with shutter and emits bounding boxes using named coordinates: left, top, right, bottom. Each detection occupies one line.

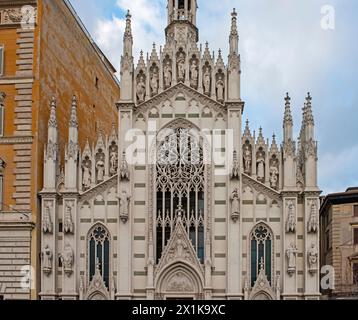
left=354, top=205, right=358, bottom=218
left=0, top=46, right=4, bottom=76
left=353, top=263, right=358, bottom=285
left=354, top=228, right=358, bottom=245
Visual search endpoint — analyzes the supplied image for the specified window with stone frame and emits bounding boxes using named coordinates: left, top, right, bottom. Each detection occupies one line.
left=88, top=225, right=110, bottom=288
left=353, top=263, right=358, bottom=285
left=0, top=46, right=4, bottom=76
left=155, top=127, right=205, bottom=264
left=250, top=224, right=273, bottom=287
left=354, top=205, right=358, bottom=218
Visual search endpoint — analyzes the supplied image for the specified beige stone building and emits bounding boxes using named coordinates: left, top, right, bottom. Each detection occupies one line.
left=40, top=1, right=321, bottom=300
left=320, top=187, right=358, bottom=299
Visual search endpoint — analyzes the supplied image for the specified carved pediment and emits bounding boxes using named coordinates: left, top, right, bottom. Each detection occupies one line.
left=85, top=263, right=109, bottom=300
left=155, top=214, right=204, bottom=278
left=242, top=173, right=281, bottom=204
left=134, top=82, right=227, bottom=115
left=249, top=267, right=276, bottom=300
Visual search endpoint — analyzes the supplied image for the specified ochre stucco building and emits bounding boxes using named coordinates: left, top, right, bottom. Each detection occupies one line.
left=0, top=0, right=119, bottom=300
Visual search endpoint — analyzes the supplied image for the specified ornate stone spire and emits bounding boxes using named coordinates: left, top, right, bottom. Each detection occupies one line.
left=203, top=41, right=212, bottom=61
left=284, top=92, right=293, bottom=125
left=69, top=95, right=78, bottom=128
left=243, top=119, right=252, bottom=140
left=229, top=8, right=239, bottom=55
left=270, top=134, right=279, bottom=154
left=48, top=97, right=57, bottom=128
left=216, top=49, right=225, bottom=69
left=123, top=10, right=133, bottom=57
left=150, top=43, right=159, bottom=62
left=136, top=50, right=146, bottom=70
left=305, top=92, right=314, bottom=126
left=257, top=127, right=265, bottom=146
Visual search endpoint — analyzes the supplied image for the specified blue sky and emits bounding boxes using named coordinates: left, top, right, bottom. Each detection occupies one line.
left=69, top=0, right=358, bottom=195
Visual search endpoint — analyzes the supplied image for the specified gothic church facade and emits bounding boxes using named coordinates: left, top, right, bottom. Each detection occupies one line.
left=40, top=1, right=321, bottom=300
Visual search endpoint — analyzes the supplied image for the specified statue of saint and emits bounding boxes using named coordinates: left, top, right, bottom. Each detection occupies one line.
left=286, top=242, right=298, bottom=275
left=203, top=67, right=211, bottom=94
left=216, top=75, right=225, bottom=101
left=308, top=243, right=318, bottom=271
left=60, top=243, right=74, bottom=276
left=269, top=166, right=279, bottom=189
left=230, top=188, right=240, bottom=222
left=164, top=61, right=172, bottom=88
left=42, top=245, right=53, bottom=276
left=109, top=152, right=118, bottom=176
left=96, top=156, right=105, bottom=182
left=177, top=53, right=186, bottom=80
left=136, top=75, right=146, bottom=102
left=256, top=151, right=265, bottom=182
left=190, top=60, right=198, bottom=88
left=82, top=163, right=91, bottom=190
left=119, top=191, right=131, bottom=222
left=243, top=145, right=252, bottom=174
left=150, top=70, right=159, bottom=96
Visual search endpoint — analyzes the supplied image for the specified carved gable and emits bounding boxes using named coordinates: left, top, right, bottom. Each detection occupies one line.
left=249, top=266, right=276, bottom=300
left=155, top=215, right=204, bottom=278
left=85, top=264, right=110, bottom=300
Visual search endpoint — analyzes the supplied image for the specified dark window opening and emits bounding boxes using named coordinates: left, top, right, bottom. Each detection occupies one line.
left=354, top=205, right=358, bottom=218
left=95, top=77, right=99, bottom=89
left=178, top=0, right=185, bottom=9
left=354, top=228, right=358, bottom=245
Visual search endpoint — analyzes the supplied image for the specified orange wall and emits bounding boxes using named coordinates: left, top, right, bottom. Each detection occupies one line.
left=0, top=28, right=18, bottom=77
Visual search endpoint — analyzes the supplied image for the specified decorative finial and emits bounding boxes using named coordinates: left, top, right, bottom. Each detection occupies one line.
left=259, top=257, right=265, bottom=272
left=69, top=96, right=78, bottom=128
left=126, top=9, right=131, bottom=19
left=48, top=97, right=57, bottom=128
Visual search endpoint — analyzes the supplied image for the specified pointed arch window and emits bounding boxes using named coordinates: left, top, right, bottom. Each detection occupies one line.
left=250, top=224, right=273, bottom=287
left=155, top=127, right=205, bottom=264
left=88, top=225, right=110, bottom=288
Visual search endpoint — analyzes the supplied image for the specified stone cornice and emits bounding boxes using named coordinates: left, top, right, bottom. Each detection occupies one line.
left=0, top=136, right=33, bottom=145
left=242, top=173, right=281, bottom=203
left=133, top=82, right=227, bottom=115
left=0, top=0, right=37, bottom=8
left=225, top=101, right=245, bottom=113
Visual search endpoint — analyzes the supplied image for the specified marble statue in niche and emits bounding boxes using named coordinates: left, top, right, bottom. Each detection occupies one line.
left=60, top=243, right=74, bottom=277
left=96, top=154, right=105, bottom=183
left=42, top=245, right=53, bottom=276
left=136, top=74, right=146, bottom=102
left=110, top=151, right=118, bottom=176
left=119, top=191, right=131, bottom=222
left=177, top=52, right=186, bottom=81
left=286, top=242, right=298, bottom=276
left=230, top=188, right=240, bottom=222
left=243, top=144, right=252, bottom=174
left=82, top=160, right=92, bottom=190
left=307, top=243, right=318, bottom=273
left=256, top=151, right=265, bottom=182
left=203, top=66, right=211, bottom=95
left=190, top=59, right=198, bottom=88
left=150, top=67, right=159, bottom=96
left=164, top=60, right=172, bottom=88
left=216, top=74, right=225, bottom=101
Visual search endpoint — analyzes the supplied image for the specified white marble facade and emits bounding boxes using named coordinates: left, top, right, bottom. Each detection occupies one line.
left=40, top=1, right=321, bottom=300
